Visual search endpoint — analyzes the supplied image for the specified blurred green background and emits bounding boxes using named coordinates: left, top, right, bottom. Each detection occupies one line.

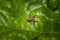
left=0, top=0, right=60, bottom=40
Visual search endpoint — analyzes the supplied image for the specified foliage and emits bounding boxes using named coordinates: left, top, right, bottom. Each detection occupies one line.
left=0, top=0, right=60, bottom=40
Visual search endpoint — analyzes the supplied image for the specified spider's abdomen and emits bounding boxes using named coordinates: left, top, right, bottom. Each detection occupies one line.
left=27, top=18, right=35, bottom=22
